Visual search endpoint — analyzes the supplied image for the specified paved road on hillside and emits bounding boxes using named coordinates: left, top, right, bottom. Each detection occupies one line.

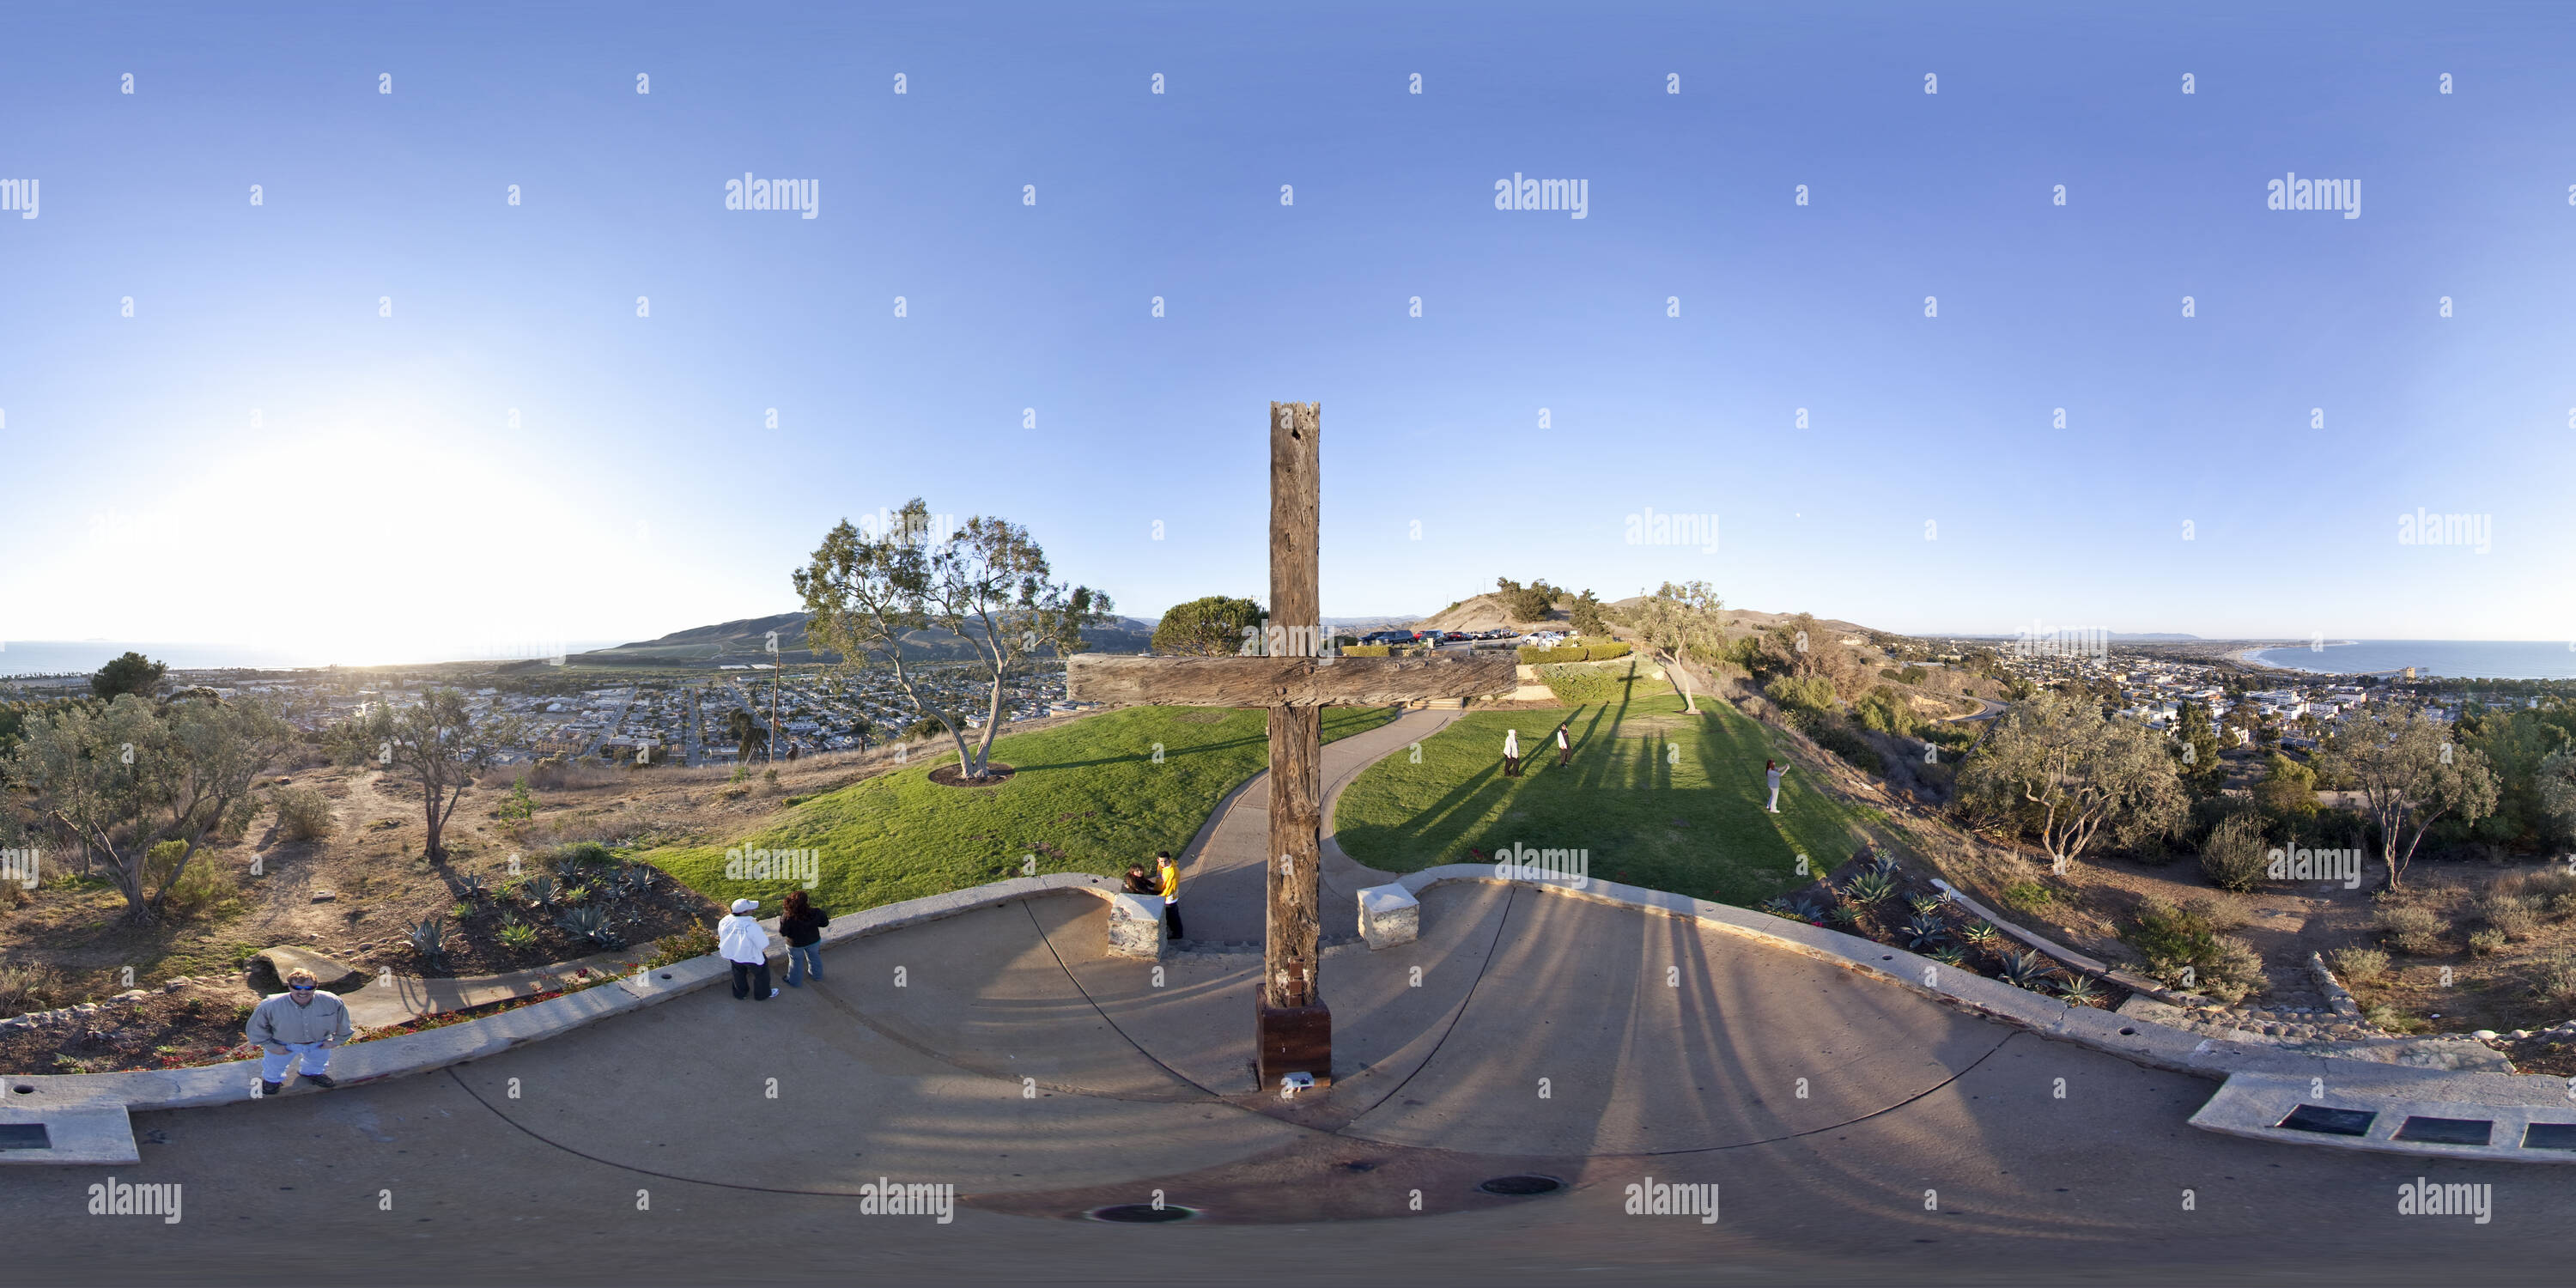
left=13, top=712, right=2573, bottom=1286
left=1169, top=707, right=1461, bottom=946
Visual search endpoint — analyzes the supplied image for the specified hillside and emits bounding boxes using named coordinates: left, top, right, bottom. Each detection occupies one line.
left=1411, top=589, right=1881, bottom=643
left=573, top=611, right=1157, bottom=666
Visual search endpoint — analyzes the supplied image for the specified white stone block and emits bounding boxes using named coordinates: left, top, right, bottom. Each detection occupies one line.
left=1358, top=884, right=1420, bottom=950
left=1105, top=893, right=1164, bottom=960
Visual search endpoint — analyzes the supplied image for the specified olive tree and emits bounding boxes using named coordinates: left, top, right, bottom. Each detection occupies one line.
left=10, top=693, right=290, bottom=923
left=2319, top=702, right=2498, bottom=890
left=1956, top=690, right=2187, bottom=875
left=337, top=689, right=526, bottom=864
left=1617, top=580, right=1728, bottom=714
left=795, top=498, right=1113, bottom=781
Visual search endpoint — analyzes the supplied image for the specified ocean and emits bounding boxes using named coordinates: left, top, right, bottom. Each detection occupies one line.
left=0, top=641, right=625, bottom=678
left=2247, top=640, right=2576, bottom=681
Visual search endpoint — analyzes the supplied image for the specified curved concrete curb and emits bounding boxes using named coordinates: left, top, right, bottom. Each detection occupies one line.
left=1391, top=865, right=2576, bottom=1163
left=1, top=874, right=1135, bottom=1126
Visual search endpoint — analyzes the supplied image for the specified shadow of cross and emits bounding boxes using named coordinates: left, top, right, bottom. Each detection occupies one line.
left=1066, top=401, right=1516, bottom=1087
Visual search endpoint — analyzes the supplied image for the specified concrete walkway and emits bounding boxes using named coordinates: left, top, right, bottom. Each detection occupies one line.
left=1169, top=708, right=1459, bottom=946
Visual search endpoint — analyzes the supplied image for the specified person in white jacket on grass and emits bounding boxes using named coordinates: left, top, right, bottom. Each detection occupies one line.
left=718, top=897, right=779, bottom=1000
left=1503, top=727, right=1522, bottom=778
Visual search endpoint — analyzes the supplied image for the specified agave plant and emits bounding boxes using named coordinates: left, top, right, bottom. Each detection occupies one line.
left=523, top=873, right=560, bottom=908
left=1760, top=895, right=1801, bottom=920
left=1902, top=914, right=1948, bottom=951
left=406, top=915, right=449, bottom=963
left=557, top=904, right=623, bottom=949
left=1872, top=852, right=1902, bottom=878
left=2056, top=974, right=2103, bottom=1006
left=1823, top=902, right=1861, bottom=928
left=1929, top=945, right=1968, bottom=967
left=1960, top=921, right=2001, bottom=948
left=617, top=866, right=656, bottom=898
left=453, top=872, right=486, bottom=899
left=1908, top=894, right=1944, bottom=917
left=497, top=917, right=538, bottom=948
left=1843, top=871, right=1895, bottom=905
left=2002, top=950, right=2059, bottom=991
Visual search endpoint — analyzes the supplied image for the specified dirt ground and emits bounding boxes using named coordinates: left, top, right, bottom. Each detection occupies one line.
left=1, top=720, right=1091, bottom=1072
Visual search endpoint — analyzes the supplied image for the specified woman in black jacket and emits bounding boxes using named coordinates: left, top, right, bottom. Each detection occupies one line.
left=780, top=889, right=830, bottom=987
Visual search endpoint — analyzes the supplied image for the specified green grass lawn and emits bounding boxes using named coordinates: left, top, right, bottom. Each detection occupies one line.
left=1332, top=691, right=1866, bottom=907
left=644, top=706, right=1394, bottom=914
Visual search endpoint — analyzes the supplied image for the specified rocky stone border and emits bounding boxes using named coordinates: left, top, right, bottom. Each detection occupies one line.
left=0, top=976, right=218, bottom=1035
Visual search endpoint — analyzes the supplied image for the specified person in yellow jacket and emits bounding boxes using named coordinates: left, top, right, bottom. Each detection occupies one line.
left=1156, top=850, right=1184, bottom=939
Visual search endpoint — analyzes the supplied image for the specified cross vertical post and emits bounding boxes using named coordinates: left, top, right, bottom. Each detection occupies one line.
left=1259, top=401, right=1330, bottom=1084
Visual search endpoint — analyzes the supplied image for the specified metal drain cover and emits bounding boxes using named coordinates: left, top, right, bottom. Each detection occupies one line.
left=1087, top=1203, right=1197, bottom=1224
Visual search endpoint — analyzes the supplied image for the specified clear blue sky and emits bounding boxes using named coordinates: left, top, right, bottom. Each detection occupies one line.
left=3, top=2, right=2573, bottom=661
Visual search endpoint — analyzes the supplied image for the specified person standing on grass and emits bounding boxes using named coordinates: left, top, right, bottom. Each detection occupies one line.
left=719, top=897, right=779, bottom=1000
left=1503, top=727, right=1522, bottom=778
left=246, top=968, right=351, bottom=1096
left=779, top=890, right=829, bottom=988
left=1156, top=850, right=1185, bottom=939
left=1765, top=759, right=1785, bottom=813
left=1554, top=723, right=1572, bottom=767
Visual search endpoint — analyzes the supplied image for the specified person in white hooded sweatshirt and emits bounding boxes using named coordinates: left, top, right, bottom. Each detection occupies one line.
left=719, top=897, right=779, bottom=1000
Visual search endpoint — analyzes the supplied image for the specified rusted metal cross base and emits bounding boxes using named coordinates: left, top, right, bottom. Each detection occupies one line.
left=1256, top=1002, right=1333, bottom=1087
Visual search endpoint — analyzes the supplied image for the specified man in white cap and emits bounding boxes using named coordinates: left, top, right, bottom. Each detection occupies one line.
left=718, top=897, right=779, bottom=1000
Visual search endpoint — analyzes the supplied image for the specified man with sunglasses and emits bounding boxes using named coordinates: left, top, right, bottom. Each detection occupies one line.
left=246, top=968, right=354, bottom=1096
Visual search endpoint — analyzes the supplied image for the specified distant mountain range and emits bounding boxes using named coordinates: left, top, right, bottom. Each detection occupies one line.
left=573, top=611, right=1158, bottom=666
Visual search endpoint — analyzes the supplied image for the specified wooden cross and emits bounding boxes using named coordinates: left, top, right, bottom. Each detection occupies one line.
left=1066, top=402, right=1516, bottom=1086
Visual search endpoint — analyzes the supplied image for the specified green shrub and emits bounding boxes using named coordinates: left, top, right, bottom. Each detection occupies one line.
left=2374, top=903, right=2447, bottom=955
left=2000, top=881, right=2056, bottom=914
left=2532, top=952, right=2576, bottom=1000
left=2478, top=893, right=2539, bottom=941
left=1341, top=644, right=1393, bottom=658
left=2328, top=945, right=2389, bottom=985
left=272, top=786, right=337, bottom=841
left=144, top=841, right=240, bottom=917
left=2469, top=927, right=2509, bottom=957
left=1850, top=685, right=1920, bottom=737
left=1765, top=674, right=1838, bottom=714
left=1516, top=642, right=1631, bottom=665
left=2198, top=811, right=2269, bottom=892
left=1791, top=710, right=1880, bottom=774
left=2123, top=896, right=2267, bottom=1003
left=1539, top=662, right=1639, bottom=705
left=0, top=963, right=69, bottom=1017
left=642, top=921, right=718, bottom=969
left=497, top=918, right=538, bottom=948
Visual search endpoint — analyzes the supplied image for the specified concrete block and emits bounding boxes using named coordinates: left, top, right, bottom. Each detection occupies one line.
left=0, top=1103, right=137, bottom=1166
left=1357, top=884, right=1420, bottom=950
left=1104, top=893, right=1164, bottom=959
